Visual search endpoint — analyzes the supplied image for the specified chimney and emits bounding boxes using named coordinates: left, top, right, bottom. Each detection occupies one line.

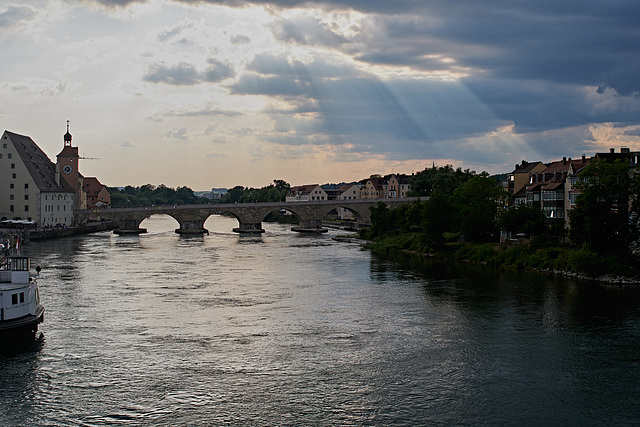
left=562, top=157, right=566, bottom=165
left=582, top=154, right=586, bottom=163
left=610, top=148, right=615, bottom=154
left=621, top=147, right=630, bottom=154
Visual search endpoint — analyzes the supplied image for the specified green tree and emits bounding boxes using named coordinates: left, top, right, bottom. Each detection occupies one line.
left=421, top=193, right=454, bottom=249
left=409, top=165, right=476, bottom=197
left=569, top=158, right=638, bottom=258
left=452, top=174, right=506, bottom=242
left=366, top=201, right=392, bottom=239
left=499, top=203, right=547, bottom=237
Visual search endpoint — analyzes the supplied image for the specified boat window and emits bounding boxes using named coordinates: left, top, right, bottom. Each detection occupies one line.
left=10, top=257, right=29, bottom=271
left=20, top=292, right=25, bottom=303
left=12, top=294, right=18, bottom=305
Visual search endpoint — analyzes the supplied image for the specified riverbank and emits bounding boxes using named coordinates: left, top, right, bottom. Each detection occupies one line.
left=1, top=221, right=117, bottom=244
left=361, top=233, right=640, bottom=285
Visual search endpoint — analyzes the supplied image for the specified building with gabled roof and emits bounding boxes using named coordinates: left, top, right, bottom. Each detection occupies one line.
left=525, top=156, right=590, bottom=226
left=84, top=177, right=111, bottom=209
left=286, top=184, right=328, bottom=202
left=508, top=160, right=546, bottom=204
left=384, top=174, right=411, bottom=198
left=1, top=130, right=75, bottom=226
left=361, top=177, right=385, bottom=199
left=1, top=124, right=109, bottom=227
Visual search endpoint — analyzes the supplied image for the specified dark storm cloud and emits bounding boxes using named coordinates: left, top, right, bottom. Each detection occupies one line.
left=102, top=0, right=640, bottom=97
left=267, top=16, right=347, bottom=47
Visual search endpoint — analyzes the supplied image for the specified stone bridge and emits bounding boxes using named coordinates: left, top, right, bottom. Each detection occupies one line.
left=76, top=198, right=416, bottom=234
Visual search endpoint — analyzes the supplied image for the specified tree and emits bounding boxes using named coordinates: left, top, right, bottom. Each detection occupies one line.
left=409, top=165, right=476, bottom=197
left=569, top=158, right=638, bottom=258
left=452, top=174, right=506, bottom=242
left=420, top=193, right=454, bottom=249
left=499, top=203, right=547, bottom=237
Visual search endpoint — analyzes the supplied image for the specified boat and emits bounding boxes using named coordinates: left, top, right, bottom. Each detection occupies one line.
left=0, top=255, right=45, bottom=339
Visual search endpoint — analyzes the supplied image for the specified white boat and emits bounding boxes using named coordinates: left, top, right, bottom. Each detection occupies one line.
left=0, top=256, right=45, bottom=338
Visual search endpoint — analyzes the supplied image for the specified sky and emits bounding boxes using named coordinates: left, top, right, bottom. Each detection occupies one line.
left=1, top=0, right=639, bottom=190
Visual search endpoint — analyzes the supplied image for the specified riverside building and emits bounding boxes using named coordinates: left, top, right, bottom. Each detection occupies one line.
left=0, top=123, right=110, bottom=227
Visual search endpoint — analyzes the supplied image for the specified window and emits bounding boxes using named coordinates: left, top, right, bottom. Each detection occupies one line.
left=8, top=153, right=11, bottom=159
left=24, top=194, right=28, bottom=200
left=0, top=154, right=3, bottom=159
left=9, top=183, right=13, bottom=189
left=24, top=183, right=28, bottom=189
left=11, top=163, right=15, bottom=169
left=12, top=173, right=16, bottom=179
left=12, top=294, right=18, bottom=305
left=20, top=292, right=25, bottom=303
left=10, top=205, right=14, bottom=212
left=569, top=193, right=579, bottom=204
left=10, top=195, right=14, bottom=200
left=25, top=205, right=29, bottom=212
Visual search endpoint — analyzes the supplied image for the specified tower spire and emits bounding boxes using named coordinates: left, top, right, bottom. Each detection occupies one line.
left=64, top=120, right=72, bottom=147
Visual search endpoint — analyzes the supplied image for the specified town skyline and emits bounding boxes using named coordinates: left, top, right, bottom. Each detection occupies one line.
left=1, top=0, right=639, bottom=189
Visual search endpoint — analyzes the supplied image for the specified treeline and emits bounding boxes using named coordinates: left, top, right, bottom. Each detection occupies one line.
left=363, top=168, right=508, bottom=246
left=217, top=180, right=290, bottom=204
left=108, top=184, right=211, bottom=207
left=363, top=161, right=640, bottom=277
left=108, top=179, right=292, bottom=208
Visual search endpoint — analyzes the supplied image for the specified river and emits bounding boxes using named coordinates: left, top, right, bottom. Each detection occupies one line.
left=1, top=215, right=640, bottom=426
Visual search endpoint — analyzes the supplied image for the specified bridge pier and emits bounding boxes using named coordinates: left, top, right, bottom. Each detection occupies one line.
left=292, top=218, right=328, bottom=233
left=233, top=222, right=265, bottom=234
left=114, top=218, right=147, bottom=234
left=175, top=219, right=209, bottom=235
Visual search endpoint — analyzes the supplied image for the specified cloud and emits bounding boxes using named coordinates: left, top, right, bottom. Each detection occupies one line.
left=162, top=126, right=189, bottom=140
left=228, top=74, right=311, bottom=97
left=204, top=58, right=236, bottom=82
left=149, top=106, right=242, bottom=122
left=121, top=141, right=135, bottom=148
left=230, top=34, right=250, bottom=44
left=268, top=15, right=347, bottom=47
left=0, top=4, right=37, bottom=29
left=143, top=62, right=202, bottom=85
left=143, top=59, right=235, bottom=85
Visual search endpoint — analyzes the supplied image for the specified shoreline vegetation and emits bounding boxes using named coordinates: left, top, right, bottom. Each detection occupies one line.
left=356, top=233, right=640, bottom=285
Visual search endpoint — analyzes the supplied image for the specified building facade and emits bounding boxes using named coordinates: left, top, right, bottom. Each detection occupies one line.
left=1, top=131, right=75, bottom=226
left=1, top=125, right=109, bottom=227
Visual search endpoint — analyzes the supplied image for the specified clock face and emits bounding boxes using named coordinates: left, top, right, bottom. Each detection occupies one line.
left=63, top=164, right=72, bottom=174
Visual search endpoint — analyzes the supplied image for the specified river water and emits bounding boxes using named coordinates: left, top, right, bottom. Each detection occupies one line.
left=1, top=215, right=640, bottom=426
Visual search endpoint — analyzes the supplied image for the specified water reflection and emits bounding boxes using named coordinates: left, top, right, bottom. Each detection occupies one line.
left=2, top=217, right=639, bottom=425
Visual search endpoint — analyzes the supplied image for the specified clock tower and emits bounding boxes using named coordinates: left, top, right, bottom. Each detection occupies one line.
left=56, top=120, right=84, bottom=210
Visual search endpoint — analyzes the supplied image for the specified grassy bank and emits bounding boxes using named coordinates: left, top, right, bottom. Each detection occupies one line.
left=364, top=232, right=640, bottom=282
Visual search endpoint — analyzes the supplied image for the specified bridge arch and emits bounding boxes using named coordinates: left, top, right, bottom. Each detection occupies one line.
left=139, top=213, right=180, bottom=233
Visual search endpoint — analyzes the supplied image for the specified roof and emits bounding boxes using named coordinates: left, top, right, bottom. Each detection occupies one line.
left=544, top=157, right=589, bottom=174
left=288, top=184, right=320, bottom=195
left=511, top=160, right=545, bottom=174
left=542, top=181, right=564, bottom=190
left=390, top=174, right=411, bottom=184
left=366, top=177, right=385, bottom=190
left=83, top=177, right=106, bottom=197
left=4, top=131, right=74, bottom=193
